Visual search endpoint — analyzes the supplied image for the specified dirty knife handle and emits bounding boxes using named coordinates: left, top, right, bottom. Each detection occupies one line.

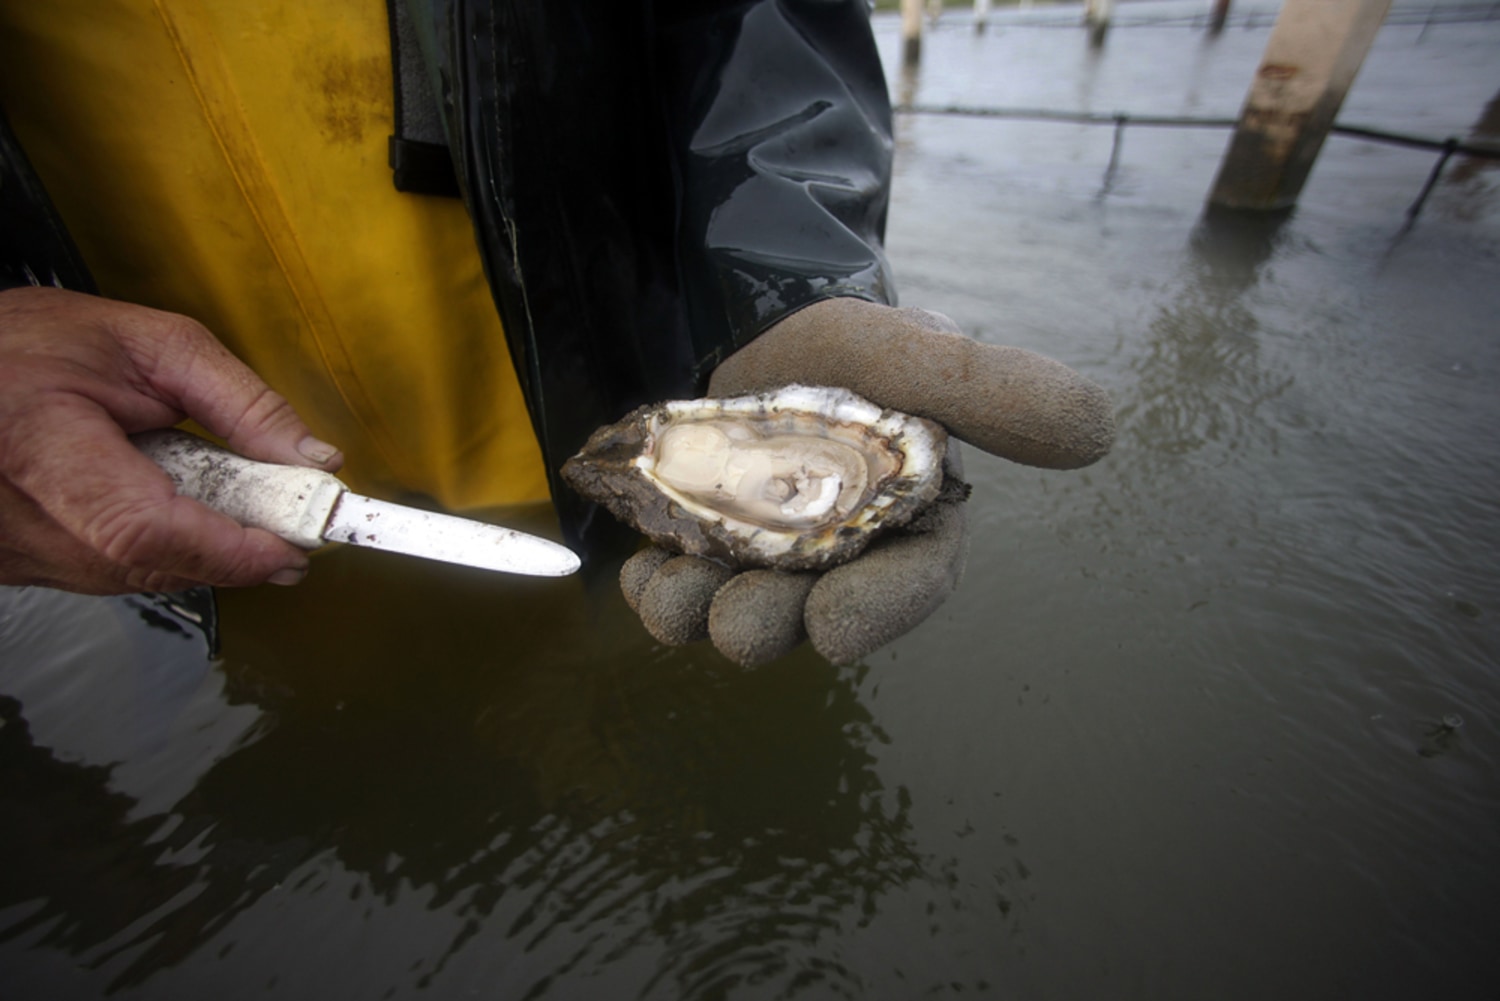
left=132, top=429, right=348, bottom=549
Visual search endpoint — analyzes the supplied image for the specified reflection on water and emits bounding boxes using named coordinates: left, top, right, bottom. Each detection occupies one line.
left=1115, top=207, right=1295, bottom=463
left=0, top=546, right=950, bottom=998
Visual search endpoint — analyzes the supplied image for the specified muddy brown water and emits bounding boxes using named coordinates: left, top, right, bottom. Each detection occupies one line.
left=3, top=4, right=1499, bottom=998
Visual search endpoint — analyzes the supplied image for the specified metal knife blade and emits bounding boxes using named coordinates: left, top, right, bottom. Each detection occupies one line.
left=133, top=429, right=580, bottom=578
left=322, top=492, right=580, bottom=577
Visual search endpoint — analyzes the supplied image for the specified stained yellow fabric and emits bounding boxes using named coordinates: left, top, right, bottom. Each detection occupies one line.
left=0, top=0, right=550, bottom=510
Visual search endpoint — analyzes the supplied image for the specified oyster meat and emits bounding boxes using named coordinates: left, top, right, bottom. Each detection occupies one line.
left=561, top=384, right=947, bottom=570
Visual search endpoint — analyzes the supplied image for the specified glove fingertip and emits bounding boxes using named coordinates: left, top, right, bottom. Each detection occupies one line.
left=805, top=520, right=968, bottom=665
left=708, top=570, right=817, bottom=667
left=620, top=546, right=674, bottom=613
left=635, top=555, right=735, bottom=646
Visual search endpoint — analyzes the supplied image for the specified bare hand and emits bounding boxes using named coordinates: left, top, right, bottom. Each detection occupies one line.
left=0, top=287, right=343, bottom=593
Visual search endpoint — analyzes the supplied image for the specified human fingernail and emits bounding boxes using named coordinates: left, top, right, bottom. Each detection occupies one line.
left=269, top=567, right=307, bottom=586
left=297, top=435, right=341, bottom=465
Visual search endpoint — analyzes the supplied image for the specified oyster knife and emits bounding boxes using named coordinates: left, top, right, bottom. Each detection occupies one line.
left=132, top=430, right=580, bottom=577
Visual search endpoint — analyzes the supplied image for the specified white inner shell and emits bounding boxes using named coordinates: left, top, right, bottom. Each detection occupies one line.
left=615, top=385, right=943, bottom=566
left=650, top=421, right=897, bottom=529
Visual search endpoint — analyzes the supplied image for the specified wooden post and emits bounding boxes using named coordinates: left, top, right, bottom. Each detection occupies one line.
left=902, top=0, right=924, bottom=65
left=1209, top=0, right=1392, bottom=211
left=1085, top=0, right=1113, bottom=45
left=975, top=0, right=991, bottom=33
left=1209, top=0, right=1232, bottom=33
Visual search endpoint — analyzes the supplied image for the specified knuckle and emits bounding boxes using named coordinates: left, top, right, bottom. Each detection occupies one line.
left=153, top=308, right=215, bottom=346
left=222, top=385, right=302, bottom=450
left=85, top=497, right=174, bottom=571
left=239, top=385, right=295, bottom=428
left=112, top=304, right=218, bottom=381
left=125, top=307, right=215, bottom=367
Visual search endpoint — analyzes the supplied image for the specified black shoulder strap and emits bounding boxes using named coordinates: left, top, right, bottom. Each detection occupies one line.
left=0, top=107, right=98, bottom=293
left=385, top=0, right=460, bottom=197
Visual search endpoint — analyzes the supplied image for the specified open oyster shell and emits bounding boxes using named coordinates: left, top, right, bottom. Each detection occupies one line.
left=561, top=384, right=948, bottom=571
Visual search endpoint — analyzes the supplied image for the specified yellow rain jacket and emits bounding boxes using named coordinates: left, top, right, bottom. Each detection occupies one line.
left=0, top=1, right=548, bottom=510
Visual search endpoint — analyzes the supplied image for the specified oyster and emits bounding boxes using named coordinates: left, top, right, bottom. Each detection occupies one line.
left=561, top=384, right=947, bottom=571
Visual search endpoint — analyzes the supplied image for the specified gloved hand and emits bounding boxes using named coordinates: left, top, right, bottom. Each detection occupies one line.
left=618, top=297, right=1115, bottom=666
left=0, top=286, right=344, bottom=593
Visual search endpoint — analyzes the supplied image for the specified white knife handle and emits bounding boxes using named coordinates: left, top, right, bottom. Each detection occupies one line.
left=132, top=429, right=347, bottom=549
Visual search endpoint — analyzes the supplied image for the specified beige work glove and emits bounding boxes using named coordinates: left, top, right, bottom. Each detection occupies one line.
left=619, top=297, right=1115, bottom=666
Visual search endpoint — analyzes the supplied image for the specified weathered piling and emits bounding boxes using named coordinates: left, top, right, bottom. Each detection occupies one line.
left=1085, top=0, right=1113, bottom=44
left=1210, top=0, right=1232, bottom=33
left=1209, top=0, right=1393, bottom=211
left=902, top=0, right=924, bottom=64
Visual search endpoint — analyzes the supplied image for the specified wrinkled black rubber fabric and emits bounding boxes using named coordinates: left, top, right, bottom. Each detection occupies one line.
left=402, top=0, right=896, bottom=558
left=0, top=107, right=97, bottom=294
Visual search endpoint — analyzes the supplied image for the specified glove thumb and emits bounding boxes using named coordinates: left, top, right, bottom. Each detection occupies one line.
left=710, top=297, right=1114, bottom=469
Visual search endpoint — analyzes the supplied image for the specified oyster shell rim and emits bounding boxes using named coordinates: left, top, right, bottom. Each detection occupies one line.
left=561, top=384, right=948, bottom=571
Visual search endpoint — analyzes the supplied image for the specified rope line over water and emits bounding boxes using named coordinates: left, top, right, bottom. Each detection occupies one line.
left=913, top=1, right=1500, bottom=32
left=893, top=103, right=1500, bottom=217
